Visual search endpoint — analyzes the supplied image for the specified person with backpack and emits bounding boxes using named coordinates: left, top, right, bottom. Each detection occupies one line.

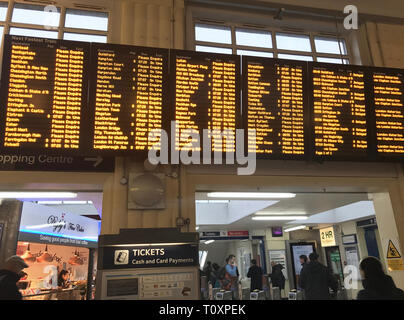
left=357, top=256, right=404, bottom=300
left=270, top=261, right=286, bottom=294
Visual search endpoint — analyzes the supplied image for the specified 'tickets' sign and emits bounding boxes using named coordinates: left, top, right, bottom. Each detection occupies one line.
left=101, top=244, right=199, bottom=270
left=320, top=226, right=336, bottom=247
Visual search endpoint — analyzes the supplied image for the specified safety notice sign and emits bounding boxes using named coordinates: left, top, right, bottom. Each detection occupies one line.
left=386, top=239, right=404, bottom=271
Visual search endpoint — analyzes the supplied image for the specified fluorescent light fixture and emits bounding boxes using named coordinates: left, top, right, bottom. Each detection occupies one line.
left=255, top=211, right=306, bottom=215
left=0, top=192, right=77, bottom=199
left=37, top=201, right=63, bottom=205
left=252, top=216, right=308, bottom=221
left=196, top=200, right=229, bottom=203
left=207, top=192, right=295, bottom=199
left=204, top=240, right=215, bottom=244
left=284, top=225, right=307, bottom=232
left=62, top=200, right=88, bottom=205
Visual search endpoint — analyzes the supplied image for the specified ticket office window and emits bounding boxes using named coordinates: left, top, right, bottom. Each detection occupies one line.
left=0, top=1, right=109, bottom=49
left=193, top=22, right=350, bottom=64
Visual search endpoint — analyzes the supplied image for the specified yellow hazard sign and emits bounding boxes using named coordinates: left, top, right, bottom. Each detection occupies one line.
left=387, top=240, right=401, bottom=259
left=386, top=239, right=404, bottom=271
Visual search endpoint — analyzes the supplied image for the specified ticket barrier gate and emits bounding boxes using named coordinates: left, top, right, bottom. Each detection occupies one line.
left=337, top=288, right=348, bottom=300
left=272, top=287, right=281, bottom=300
left=216, top=290, right=233, bottom=300
left=263, top=275, right=271, bottom=300
left=250, top=290, right=266, bottom=300
left=211, top=287, right=220, bottom=300
left=241, top=288, right=250, bottom=300
left=200, top=276, right=208, bottom=300
left=288, top=290, right=303, bottom=300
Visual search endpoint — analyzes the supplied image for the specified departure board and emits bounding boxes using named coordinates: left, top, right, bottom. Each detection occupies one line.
left=172, top=50, right=240, bottom=153
left=89, top=44, right=168, bottom=153
left=242, top=57, right=308, bottom=158
left=0, top=35, right=90, bottom=152
left=372, top=69, right=404, bottom=156
left=310, top=63, right=369, bottom=158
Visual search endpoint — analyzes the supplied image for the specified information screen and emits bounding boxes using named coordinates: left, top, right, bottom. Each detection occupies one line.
left=172, top=50, right=240, bottom=153
left=243, top=57, right=308, bottom=158
left=372, top=69, right=404, bottom=156
left=89, top=43, right=169, bottom=153
left=0, top=35, right=90, bottom=152
left=310, top=63, right=369, bottom=158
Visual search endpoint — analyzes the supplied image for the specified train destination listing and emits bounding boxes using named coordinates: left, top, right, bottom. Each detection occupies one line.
left=312, top=65, right=367, bottom=157
left=244, top=57, right=306, bottom=157
left=373, top=70, right=404, bottom=155
left=91, top=44, right=168, bottom=152
left=173, top=51, right=239, bottom=153
left=0, top=35, right=89, bottom=151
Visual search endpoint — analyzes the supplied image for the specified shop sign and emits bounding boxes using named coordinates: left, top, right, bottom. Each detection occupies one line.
left=201, top=231, right=226, bottom=237
left=386, top=239, right=404, bottom=271
left=100, top=244, right=199, bottom=270
left=19, top=202, right=99, bottom=247
left=320, top=226, right=336, bottom=247
left=0, top=153, right=114, bottom=172
left=227, top=230, right=249, bottom=237
left=18, top=232, right=97, bottom=248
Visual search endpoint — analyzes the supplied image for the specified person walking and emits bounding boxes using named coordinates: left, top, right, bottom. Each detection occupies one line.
left=270, top=261, right=286, bottom=297
left=357, top=256, right=404, bottom=300
left=299, top=252, right=338, bottom=300
left=225, top=255, right=239, bottom=299
left=0, top=255, right=29, bottom=300
left=247, top=259, right=263, bottom=291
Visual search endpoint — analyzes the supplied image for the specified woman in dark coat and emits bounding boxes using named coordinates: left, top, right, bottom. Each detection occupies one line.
left=357, top=256, right=404, bottom=300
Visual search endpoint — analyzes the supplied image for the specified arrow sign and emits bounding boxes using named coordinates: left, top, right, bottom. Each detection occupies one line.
left=84, top=155, right=103, bottom=167
left=0, top=153, right=114, bottom=172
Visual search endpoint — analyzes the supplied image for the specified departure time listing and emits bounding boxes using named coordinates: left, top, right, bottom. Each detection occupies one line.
left=245, top=58, right=305, bottom=157
left=92, top=44, right=167, bottom=152
left=1, top=35, right=88, bottom=151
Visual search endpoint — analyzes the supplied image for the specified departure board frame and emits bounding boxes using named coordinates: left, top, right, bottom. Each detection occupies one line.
left=368, top=66, right=404, bottom=161
left=170, top=49, right=241, bottom=159
left=87, top=42, right=170, bottom=157
left=308, top=62, right=375, bottom=162
left=0, top=35, right=91, bottom=155
left=241, top=56, right=310, bottom=160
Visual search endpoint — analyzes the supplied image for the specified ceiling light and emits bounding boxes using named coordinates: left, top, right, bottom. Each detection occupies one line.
left=284, top=225, right=307, bottom=232
left=252, top=216, right=308, bottom=221
left=207, top=192, right=296, bottom=199
left=255, top=211, right=306, bottom=215
left=0, top=192, right=77, bottom=199
left=37, top=201, right=63, bottom=205
left=204, top=240, right=215, bottom=244
left=62, top=201, right=88, bottom=204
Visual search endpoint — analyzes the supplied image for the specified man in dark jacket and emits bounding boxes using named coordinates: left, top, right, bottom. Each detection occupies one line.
left=299, top=252, right=338, bottom=300
left=270, top=261, right=286, bottom=290
left=0, top=255, right=29, bottom=300
left=247, top=259, right=263, bottom=291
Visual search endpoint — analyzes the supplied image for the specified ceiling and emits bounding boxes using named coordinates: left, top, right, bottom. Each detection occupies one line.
left=196, top=192, right=370, bottom=231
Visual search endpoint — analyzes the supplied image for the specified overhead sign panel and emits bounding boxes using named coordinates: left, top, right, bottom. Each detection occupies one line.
left=0, top=35, right=90, bottom=153
left=89, top=43, right=169, bottom=154
left=372, top=68, right=404, bottom=157
left=309, top=63, right=369, bottom=159
left=243, top=56, right=308, bottom=158
left=171, top=50, right=240, bottom=154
